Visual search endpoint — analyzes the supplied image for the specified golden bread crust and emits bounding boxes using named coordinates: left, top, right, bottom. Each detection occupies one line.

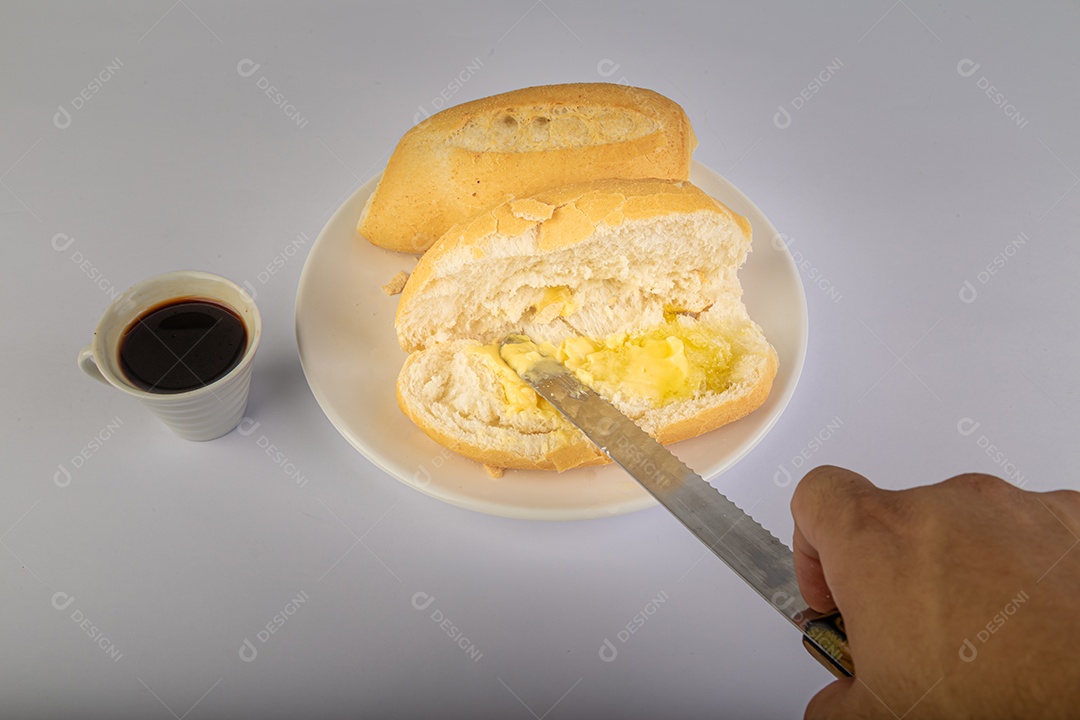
left=358, top=83, right=696, bottom=253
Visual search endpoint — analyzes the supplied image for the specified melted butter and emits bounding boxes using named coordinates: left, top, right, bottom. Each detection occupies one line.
left=467, top=344, right=547, bottom=413
left=533, top=285, right=577, bottom=318
left=473, top=318, right=738, bottom=416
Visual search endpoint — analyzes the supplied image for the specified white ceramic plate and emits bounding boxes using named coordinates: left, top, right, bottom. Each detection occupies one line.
left=295, top=162, right=808, bottom=520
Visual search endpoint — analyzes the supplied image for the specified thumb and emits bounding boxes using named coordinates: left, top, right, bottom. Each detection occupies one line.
left=804, top=678, right=858, bottom=720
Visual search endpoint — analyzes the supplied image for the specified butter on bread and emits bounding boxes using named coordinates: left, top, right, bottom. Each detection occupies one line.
left=358, top=83, right=696, bottom=253
left=394, top=178, right=776, bottom=471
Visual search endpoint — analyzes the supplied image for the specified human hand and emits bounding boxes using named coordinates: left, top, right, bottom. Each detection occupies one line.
left=791, top=466, right=1080, bottom=719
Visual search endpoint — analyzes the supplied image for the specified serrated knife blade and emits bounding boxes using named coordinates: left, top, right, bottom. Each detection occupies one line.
left=500, top=338, right=854, bottom=678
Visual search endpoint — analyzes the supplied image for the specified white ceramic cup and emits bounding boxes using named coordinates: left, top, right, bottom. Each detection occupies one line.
left=78, top=270, right=262, bottom=441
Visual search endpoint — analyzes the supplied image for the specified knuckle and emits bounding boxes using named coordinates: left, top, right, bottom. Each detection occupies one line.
left=1042, top=489, right=1080, bottom=531
left=795, top=465, right=865, bottom=505
left=794, top=465, right=900, bottom=535
left=942, top=472, right=1020, bottom=501
left=802, top=464, right=848, bottom=486
left=1045, top=488, right=1080, bottom=510
left=847, top=486, right=904, bottom=533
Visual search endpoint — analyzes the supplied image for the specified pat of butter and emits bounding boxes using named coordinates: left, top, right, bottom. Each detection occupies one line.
left=472, top=319, right=736, bottom=415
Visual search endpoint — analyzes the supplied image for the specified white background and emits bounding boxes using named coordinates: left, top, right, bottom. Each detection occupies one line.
left=3, top=2, right=1079, bottom=718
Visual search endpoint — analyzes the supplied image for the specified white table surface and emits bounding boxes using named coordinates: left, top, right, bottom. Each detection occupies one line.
left=3, top=2, right=1078, bottom=718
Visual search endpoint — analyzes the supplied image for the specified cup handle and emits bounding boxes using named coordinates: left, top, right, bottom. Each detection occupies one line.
left=78, top=344, right=110, bottom=385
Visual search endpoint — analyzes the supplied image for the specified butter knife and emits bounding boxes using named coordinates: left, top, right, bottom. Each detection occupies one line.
left=500, top=336, right=853, bottom=678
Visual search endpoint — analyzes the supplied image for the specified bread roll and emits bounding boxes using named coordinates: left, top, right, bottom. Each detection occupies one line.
left=394, top=178, right=777, bottom=471
left=358, top=83, right=696, bottom=253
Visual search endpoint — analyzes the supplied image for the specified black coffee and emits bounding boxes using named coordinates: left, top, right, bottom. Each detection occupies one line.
left=119, top=298, right=247, bottom=393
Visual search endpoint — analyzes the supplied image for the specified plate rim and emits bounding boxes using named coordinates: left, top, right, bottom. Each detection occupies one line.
left=295, top=162, right=808, bottom=521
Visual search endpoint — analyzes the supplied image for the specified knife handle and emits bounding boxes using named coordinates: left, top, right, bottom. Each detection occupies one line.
left=801, top=611, right=854, bottom=678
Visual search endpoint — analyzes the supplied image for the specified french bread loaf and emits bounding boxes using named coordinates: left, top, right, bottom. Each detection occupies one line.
left=394, top=178, right=777, bottom=471
left=358, top=83, right=696, bottom=253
